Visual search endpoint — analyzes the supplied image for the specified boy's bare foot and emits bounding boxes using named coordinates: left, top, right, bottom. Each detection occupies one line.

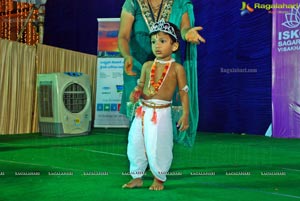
left=122, top=178, right=143, bottom=189
left=149, top=178, right=164, bottom=191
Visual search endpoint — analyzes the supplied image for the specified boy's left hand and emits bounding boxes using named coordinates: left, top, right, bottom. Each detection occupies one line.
left=177, top=115, right=189, bottom=131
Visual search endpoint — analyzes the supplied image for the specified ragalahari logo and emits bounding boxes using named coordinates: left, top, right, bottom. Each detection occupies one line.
left=240, top=2, right=254, bottom=16
left=281, top=6, right=300, bottom=28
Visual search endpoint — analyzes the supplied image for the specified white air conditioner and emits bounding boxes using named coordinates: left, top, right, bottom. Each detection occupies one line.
left=37, top=72, right=92, bottom=137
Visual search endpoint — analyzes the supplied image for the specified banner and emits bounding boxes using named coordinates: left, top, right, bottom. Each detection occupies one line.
left=272, top=2, right=300, bottom=138
left=94, top=18, right=129, bottom=127
left=97, top=18, right=120, bottom=57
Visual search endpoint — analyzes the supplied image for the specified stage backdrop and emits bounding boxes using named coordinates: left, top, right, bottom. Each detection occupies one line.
left=43, top=0, right=273, bottom=135
left=272, top=1, right=300, bottom=138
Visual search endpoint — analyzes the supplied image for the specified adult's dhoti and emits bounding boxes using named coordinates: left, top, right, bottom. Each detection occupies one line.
left=127, top=99, right=173, bottom=182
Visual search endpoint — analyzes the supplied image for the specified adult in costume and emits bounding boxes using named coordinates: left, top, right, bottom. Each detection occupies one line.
left=118, top=0, right=205, bottom=146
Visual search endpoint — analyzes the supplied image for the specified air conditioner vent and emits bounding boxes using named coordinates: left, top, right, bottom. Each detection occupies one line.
left=63, top=83, right=87, bottom=113
left=39, top=81, right=53, bottom=117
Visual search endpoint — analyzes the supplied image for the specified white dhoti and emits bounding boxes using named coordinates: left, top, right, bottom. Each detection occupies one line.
left=127, top=99, right=173, bottom=182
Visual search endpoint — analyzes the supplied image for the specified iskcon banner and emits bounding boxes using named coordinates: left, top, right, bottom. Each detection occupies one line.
left=272, top=1, right=300, bottom=137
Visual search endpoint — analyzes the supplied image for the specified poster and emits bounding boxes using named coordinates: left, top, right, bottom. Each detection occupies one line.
left=272, top=2, right=300, bottom=138
left=97, top=18, right=121, bottom=57
left=94, top=18, right=129, bottom=127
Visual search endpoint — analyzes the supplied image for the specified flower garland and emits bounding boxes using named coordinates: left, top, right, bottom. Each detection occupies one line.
left=148, top=59, right=172, bottom=95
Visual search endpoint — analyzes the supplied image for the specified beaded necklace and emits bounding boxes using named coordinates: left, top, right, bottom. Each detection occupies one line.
left=147, top=0, right=164, bottom=22
left=148, top=58, right=173, bottom=96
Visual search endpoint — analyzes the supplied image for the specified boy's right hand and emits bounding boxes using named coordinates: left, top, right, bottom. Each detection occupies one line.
left=129, top=87, right=141, bottom=103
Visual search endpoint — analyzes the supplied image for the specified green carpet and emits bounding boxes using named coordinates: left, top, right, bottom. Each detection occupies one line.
left=0, top=129, right=300, bottom=201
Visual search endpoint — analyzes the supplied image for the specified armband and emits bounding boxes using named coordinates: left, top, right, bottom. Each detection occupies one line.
left=134, top=86, right=142, bottom=91
left=181, top=85, right=189, bottom=93
left=137, top=79, right=145, bottom=85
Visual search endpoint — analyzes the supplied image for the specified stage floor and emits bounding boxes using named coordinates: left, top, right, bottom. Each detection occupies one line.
left=0, top=129, right=300, bottom=201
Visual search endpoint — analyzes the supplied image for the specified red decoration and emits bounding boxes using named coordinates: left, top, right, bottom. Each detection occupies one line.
left=149, top=61, right=171, bottom=94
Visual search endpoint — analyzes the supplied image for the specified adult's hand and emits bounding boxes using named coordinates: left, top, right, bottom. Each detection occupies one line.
left=185, top=26, right=206, bottom=45
left=124, top=56, right=137, bottom=76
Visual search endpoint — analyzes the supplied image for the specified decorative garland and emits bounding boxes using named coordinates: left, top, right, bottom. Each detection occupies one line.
left=148, top=59, right=172, bottom=95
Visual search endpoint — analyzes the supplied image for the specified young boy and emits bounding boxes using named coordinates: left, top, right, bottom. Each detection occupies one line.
left=122, top=19, right=190, bottom=191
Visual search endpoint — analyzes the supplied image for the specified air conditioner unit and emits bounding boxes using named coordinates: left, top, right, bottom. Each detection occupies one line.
left=37, top=72, right=92, bottom=137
